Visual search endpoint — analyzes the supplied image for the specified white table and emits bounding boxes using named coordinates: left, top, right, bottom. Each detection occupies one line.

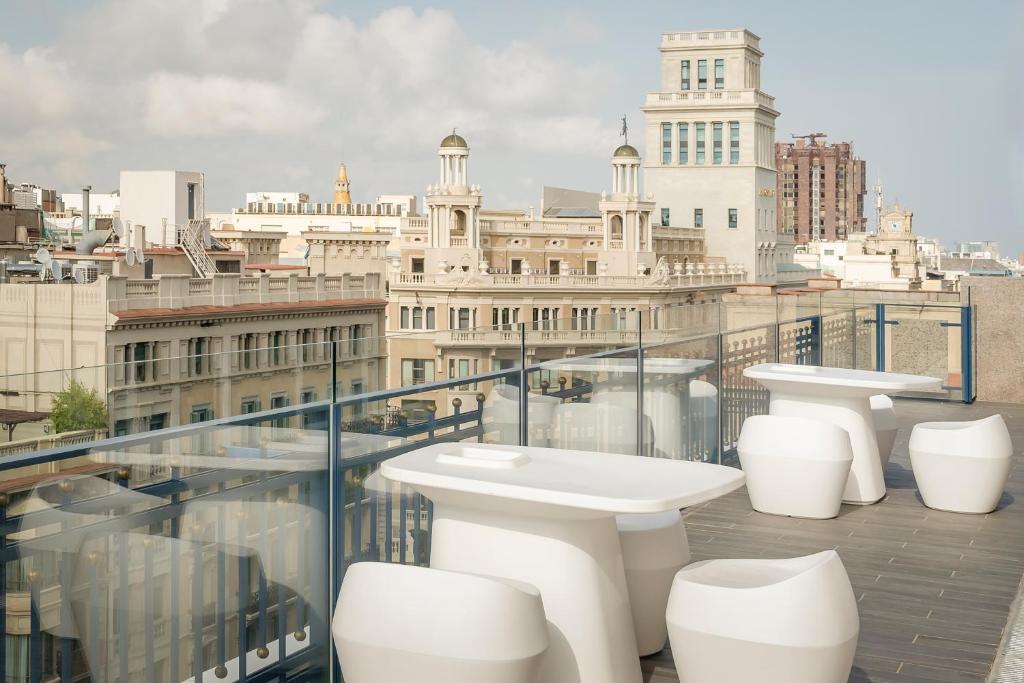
left=743, top=364, right=942, bottom=504
left=543, top=357, right=716, bottom=459
left=381, top=443, right=745, bottom=683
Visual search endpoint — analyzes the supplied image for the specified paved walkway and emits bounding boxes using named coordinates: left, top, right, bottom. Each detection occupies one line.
left=641, top=400, right=1024, bottom=683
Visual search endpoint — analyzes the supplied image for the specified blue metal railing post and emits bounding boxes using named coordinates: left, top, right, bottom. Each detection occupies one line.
left=636, top=310, right=645, bottom=457
left=327, top=400, right=343, bottom=682
left=811, top=314, right=822, bottom=366
left=518, top=323, right=528, bottom=446
left=874, top=303, right=886, bottom=372
left=961, top=306, right=974, bottom=404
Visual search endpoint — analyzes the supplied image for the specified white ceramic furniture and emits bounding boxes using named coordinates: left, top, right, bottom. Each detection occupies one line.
left=483, top=383, right=561, bottom=447
left=381, top=443, right=745, bottom=683
left=616, top=510, right=690, bottom=656
left=909, top=415, right=1013, bottom=513
left=870, top=395, right=898, bottom=467
left=667, top=550, right=859, bottom=683
left=689, top=380, right=719, bottom=458
left=548, top=357, right=714, bottom=459
left=743, top=364, right=942, bottom=504
left=737, top=415, right=854, bottom=519
left=557, top=399, right=654, bottom=456
left=333, top=562, right=549, bottom=683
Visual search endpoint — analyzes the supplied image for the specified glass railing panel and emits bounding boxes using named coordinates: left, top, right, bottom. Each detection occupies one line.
left=0, top=403, right=333, bottom=681
left=881, top=304, right=964, bottom=400
left=718, top=322, right=775, bottom=460
left=640, top=334, right=721, bottom=463
left=334, top=374, right=518, bottom=575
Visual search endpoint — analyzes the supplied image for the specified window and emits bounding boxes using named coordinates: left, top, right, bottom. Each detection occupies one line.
left=400, top=306, right=410, bottom=328
left=680, top=60, right=690, bottom=90
left=270, top=394, right=289, bottom=429
left=412, top=307, right=424, bottom=328
left=585, top=260, right=597, bottom=275
left=449, top=358, right=479, bottom=390
left=242, top=333, right=256, bottom=369
left=350, top=324, right=367, bottom=356
left=426, top=307, right=435, bottom=329
left=114, top=419, right=133, bottom=437
left=713, top=122, right=723, bottom=164
left=190, top=405, right=213, bottom=423
left=729, top=121, right=739, bottom=164
left=240, top=397, right=261, bottom=414
left=401, top=359, right=434, bottom=386
left=148, top=413, right=168, bottom=432
left=714, top=59, right=724, bottom=89
left=549, top=259, right=560, bottom=275
left=728, top=208, right=738, bottom=229
left=510, top=259, right=522, bottom=275
left=610, top=307, right=636, bottom=330
left=694, top=208, right=703, bottom=228
left=661, top=123, right=672, bottom=164
left=532, top=307, right=559, bottom=331
left=269, top=331, right=283, bottom=366
left=571, top=307, right=599, bottom=331
left=677, top=122, right=688, bottom=164
left=695, top=123, right=705, bottom=164
left=133, top=343, right=147, bottom=382
left=450, top=307, right=472, bottom=330
left=661, top=207, right=670, bottom=226
left=697, top=59, right=707, bottom=90
left=411, top=257, right=424, bottom=273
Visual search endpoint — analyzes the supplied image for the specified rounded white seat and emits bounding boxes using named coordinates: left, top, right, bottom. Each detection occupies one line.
left=482, top=383, right=561, bottom=447
left=909, top=414, right=1013, bottom=513
left=738, top=415, right=853, bottom=519
left=667, top=550, right=859, bottom=683
left=870, top=395, right=898, bottom=467
left=616, top=510, right=690, bottom=656
left=333, top=562, right=548, bottom=683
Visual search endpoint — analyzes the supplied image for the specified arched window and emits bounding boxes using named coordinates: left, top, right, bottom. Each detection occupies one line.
left=610, top=215, right=623, bottom=241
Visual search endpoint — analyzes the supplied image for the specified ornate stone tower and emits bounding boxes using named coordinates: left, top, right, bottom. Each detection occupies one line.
left=425, top=132, right=484, bottom=262
left=598, top=144, right=657, bottom=275
left=333, top=162, right=352, bottom=204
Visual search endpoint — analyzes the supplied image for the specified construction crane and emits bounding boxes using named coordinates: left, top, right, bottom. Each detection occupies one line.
left=792, top=132, right=827, bottom=145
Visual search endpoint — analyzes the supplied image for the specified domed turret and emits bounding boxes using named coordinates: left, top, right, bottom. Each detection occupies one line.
left=440, top=132, right=468, bottom=149
left=614, top=144, right=640, bottom=158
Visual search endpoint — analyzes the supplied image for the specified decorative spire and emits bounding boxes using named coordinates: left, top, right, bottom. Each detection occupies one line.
left=333, top=162, right=352, bottom=204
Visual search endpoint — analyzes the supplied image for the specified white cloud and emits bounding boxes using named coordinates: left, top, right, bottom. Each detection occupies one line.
left=142, top=72, right=326, bottom=136
left=0, top=1, right=620, bottom=206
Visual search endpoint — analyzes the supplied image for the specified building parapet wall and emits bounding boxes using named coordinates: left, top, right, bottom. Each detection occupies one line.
left=393, top=264, right=744, bottom=290
left=106, top=272, right=383, bottom=313
left=644, top=90, right=776, bottom=110
left=660, top=29, right=761, bottom=50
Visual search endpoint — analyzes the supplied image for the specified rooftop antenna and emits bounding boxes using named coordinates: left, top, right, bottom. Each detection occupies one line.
left=874, top=175, right=884, bottom=233
left=620, top=115, right=628, bottom=145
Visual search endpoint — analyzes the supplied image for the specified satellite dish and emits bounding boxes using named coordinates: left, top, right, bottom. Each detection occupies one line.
left=50, top=261, right=63, bottom=281
left=35, top=247, right=51, bottom=264
left=125, top=248, right=137, bottom=266
left=73, top=268, right=87, bottom=284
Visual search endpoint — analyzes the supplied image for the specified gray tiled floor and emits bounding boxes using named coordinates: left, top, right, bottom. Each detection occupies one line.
left=641, top=400, right=1024, bottom=683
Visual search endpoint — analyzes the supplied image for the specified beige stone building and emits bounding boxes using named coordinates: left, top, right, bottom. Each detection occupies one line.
left=0, top=271, right=386, bottom=436
left=385, top=134, right=745, bottom=414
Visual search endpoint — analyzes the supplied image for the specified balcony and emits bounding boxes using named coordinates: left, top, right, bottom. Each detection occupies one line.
left=393, top=264, right=746, bottom=290
left=3, top=293, right=1024, bottom=681
left=643, top=89, right=777, bottom=111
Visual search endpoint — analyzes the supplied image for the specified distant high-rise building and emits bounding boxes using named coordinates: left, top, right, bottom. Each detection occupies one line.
left=776, top=137, right=866, bottom=244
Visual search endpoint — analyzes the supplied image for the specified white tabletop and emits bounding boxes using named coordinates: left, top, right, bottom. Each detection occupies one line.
left=542, top=357, right=714, bottom=376
left=89, top=430, right=405, bottom=472
left=381, top=443, right=745, bottom=515
left=743, top=363, right=943, bottom=392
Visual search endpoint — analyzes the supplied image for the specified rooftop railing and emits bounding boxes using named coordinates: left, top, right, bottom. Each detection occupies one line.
left=0, top=296, right=975, bottom=680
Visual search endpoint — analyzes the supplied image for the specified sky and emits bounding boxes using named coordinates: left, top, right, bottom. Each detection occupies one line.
left=1, top=0, right=1021, bottom=255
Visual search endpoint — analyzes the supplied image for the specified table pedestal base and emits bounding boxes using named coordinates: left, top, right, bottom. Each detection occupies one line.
left=769, top=393, right=886, bottom=504
left=429, top=504, right=641, bottom=683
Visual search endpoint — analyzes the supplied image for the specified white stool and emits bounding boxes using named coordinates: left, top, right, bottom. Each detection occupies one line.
left=909, top=414, right=1013, bottom=513
left=667, top=550, right=859, bottom=683
left=870, top=395, right=898, bottom=467
left=616, top=510, right=690, bottom=656
left=738, top=415, right=853, bottom=519
left=333, top=562, right=548, bottom=683
left=482, top=383, right=560, bottom=447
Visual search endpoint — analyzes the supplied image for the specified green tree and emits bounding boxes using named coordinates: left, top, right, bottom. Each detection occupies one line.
left=50, top=380, right=108, bottom=433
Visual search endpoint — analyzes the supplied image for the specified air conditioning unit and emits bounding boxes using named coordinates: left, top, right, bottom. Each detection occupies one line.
left=72, top=262, right=99, bottom=284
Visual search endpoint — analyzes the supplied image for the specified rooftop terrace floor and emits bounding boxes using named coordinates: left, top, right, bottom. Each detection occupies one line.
left=642, top=399, right=1024, bottom=683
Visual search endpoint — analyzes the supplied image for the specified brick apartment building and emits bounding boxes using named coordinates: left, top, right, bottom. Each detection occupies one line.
left=776, top=137, right=866, bottom=243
